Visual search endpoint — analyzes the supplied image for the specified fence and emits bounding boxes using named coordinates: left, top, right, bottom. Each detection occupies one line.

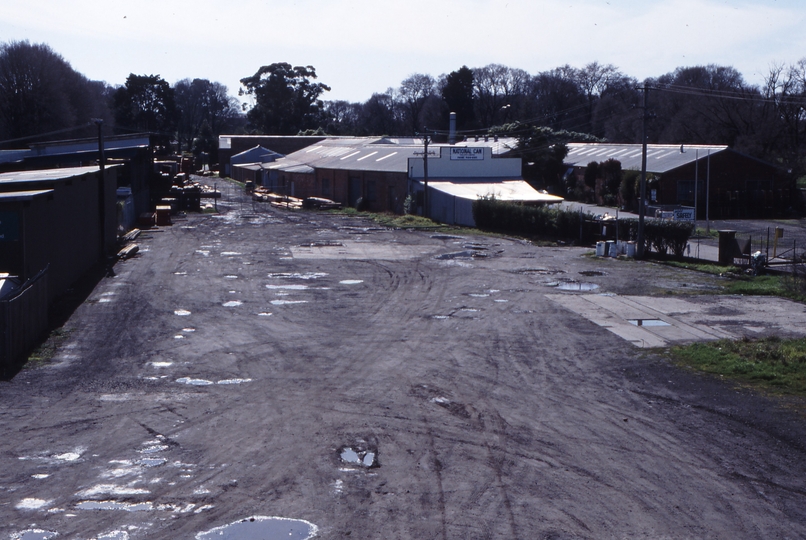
left=732, top=228, right=806, bottom=268
left=1, top=267, right=49, bottom=378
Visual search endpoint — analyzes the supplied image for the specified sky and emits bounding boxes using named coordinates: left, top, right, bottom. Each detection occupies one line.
left=2, top=0, right=805, bottom=105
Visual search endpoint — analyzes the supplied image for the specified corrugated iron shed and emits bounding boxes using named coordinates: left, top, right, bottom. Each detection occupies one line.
left=429, top=180, right=563, bottom=203
left=0, top=165, right=108, bottom=185
left=565, top=143, right=729, bottom=173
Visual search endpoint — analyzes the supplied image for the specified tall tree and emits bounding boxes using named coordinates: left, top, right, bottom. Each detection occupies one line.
left=174, top=78, right=241, bottom=156
left=473, top=64, right=529, bottom=128
left=398, top=73, right=436, bottom=135
left=440, top=66, right=476, bottom=130
left=113, top=73, right=177, bottom=149
left=0, top=40, right=110, bottom=144
left=239, top=63, right=330, bottom=135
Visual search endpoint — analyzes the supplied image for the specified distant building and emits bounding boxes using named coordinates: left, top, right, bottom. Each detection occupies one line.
left=564, top=143, right=790, bottom=218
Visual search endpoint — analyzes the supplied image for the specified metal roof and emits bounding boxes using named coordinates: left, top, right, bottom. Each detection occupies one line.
left=0, top=189, right=54, bottom=201
left=565, top=143, right=729, bottom=174
left=428, top=180, right=563, bottom=203
left=0, top=165, right=110, bottom=185
left=282, top=137, right=521, bottom=174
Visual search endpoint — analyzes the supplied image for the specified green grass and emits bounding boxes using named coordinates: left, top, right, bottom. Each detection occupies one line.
left=670, top=336, right=806, bottom=396
left=662, top=260, right=742, bottom=276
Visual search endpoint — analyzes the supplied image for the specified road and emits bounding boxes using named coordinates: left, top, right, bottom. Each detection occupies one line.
left=2, top=182, right=806, bottom=539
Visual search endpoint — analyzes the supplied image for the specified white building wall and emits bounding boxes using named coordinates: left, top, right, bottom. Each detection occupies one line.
left=408, top=146, right=521, bottom=179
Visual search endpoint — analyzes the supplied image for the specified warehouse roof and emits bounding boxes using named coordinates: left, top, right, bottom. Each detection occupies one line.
left=0, top=165, right=108, bottom=185
left=0, top=189, right=55, bottom=201
left=565, top=143, right=729, bottom=173
left=428, top=179, right=563, bottom=203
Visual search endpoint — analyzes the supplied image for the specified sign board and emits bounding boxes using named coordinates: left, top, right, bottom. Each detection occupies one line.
left=0, top=211, right=20, bottom=241
left=673, top=208, right=695, bottom=222
left=450, top=147, right=484, bottom=161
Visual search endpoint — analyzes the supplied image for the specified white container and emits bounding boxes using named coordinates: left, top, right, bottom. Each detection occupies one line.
left=596, top=241, right=606, bottom=257
left=607, top=241, right=618, bottom=257
left=625, top=241, right=636, bottom=258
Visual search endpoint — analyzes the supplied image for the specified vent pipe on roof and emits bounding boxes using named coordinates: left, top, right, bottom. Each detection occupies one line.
left=449, top=112, right=457, bottom=145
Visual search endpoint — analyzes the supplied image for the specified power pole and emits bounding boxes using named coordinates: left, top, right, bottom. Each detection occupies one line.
left=94, top=119, right=107, bottom=259
left=636, top=86, right=649, bottom=258
left=423, top=135, right=430, bottom=218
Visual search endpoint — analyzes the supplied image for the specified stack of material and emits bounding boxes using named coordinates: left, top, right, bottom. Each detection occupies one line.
left=302, top=197, right=342, bottom=210
left=138, top=212, right=156, bottom=228
left=155, top=205, right=172, bottom=226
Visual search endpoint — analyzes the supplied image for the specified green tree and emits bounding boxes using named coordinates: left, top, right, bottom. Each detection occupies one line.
left=440, top=66, right=475, bottom=130
left=240, top=63, right=330, bottom=135
left=0, top=40, right=111, bottom=143
left=174, top=78, right=241, bottom=158
left=113, top=74, right=177, bottom=148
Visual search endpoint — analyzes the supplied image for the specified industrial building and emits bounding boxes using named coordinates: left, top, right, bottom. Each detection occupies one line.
left=564, top=143, right=790, bottom=218
left=219, top=135, right=563, bottom=227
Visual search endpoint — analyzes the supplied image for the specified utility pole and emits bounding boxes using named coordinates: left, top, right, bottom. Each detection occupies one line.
left=636, top=86, right=649, bottom=258
left=414, top=133, right=435, bottom=218
left=94, top=119, right=107, bottom=259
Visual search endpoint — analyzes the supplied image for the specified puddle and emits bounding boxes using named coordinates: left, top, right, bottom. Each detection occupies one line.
left=76, top=500, right=153, bottom=512
left=221, top=252, right=242, bottom=256
left=176, top=377, right=214, bottom=386
left=550, top=281, right=599, bottom=292
left=217, top=378, right=253, bottom=385
left=151, top=361, right=173, bottom=367
left=224, top=275, right=238, bottom=279
left=468, top=293, right=489, bottom=298
left=195, top=250, right=210, bottom=257
left=15, top=498, right=51, bottom=510
left=494, top=299, right=509, bottom=303
left=579, top=270, right=606, bottom=277
left=196, top=516, right=318, bottom=540
left=628, top=319, right=671, bottom=327
left=267, top=272, right=328, bottom=280
left=96, top=532, right=129, bottom=540
left=265, top=284, right=309, bottom=290
left=78, top=484, right=150, bottom=497
left=257, top=312, right=273, bottom=317
left=509, top=268, right=566, bottom=275
left=459, top=308, right=480, bottom=312
left=339, top=445, right=377, bottom=468
left=174, top=271, right=188, bottom=276
left=270, top=300, right=308, bottom=305
left=436, top=251, right=479, bottom=260
left=222, top=301, right=242, bottom=307
left=32, top=473, right=50, bottom=479
left=174, top=335, right=185, bottom=339
left=138, top=457, right=167, bottom=467
left=339, top=280, right=363, bottom=285
left=300, top=241, right=343, bottom=247
left=174, top=309, right=191, bottom=316
left=183, top=328, right=195, bottom=332
left=11, top=530, right=58, bottom=540
left=432, top=315, right=450, bottom=319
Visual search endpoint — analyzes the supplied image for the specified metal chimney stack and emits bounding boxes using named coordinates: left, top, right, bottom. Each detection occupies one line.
left=449, top=112, right=457, bottom=145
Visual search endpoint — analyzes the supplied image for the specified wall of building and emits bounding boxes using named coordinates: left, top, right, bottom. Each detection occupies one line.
left=316, top=168, right=407, bottom=213
left=0, top=168, right=117, bottom=301
left=409, top=146, right=522, bottom=179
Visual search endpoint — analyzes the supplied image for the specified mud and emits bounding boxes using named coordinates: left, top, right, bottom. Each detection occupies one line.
left=2, top=179, right=806, bottom=539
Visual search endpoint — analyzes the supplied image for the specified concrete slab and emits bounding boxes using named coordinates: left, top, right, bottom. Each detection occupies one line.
left=547, top=293, right=806, bottom=348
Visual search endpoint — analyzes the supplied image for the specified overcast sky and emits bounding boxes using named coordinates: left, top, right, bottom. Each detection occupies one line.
left=2, top=0, right=805, bottom=104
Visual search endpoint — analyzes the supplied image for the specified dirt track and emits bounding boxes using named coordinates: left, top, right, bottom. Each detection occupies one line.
left=2, top=183, right=806, bottom=539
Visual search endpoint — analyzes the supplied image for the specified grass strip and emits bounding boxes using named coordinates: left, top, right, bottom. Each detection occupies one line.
left=670, top=336, right=806, bottom=396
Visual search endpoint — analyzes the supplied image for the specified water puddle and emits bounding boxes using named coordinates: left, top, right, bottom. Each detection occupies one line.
left=265, top=284, right=309, bottom=290
left=32, top=473, right=50, bottom=479
left=432, top=315, right=450, bottom=320
left=96, top=532, right=129, bottom=540
left=196, top=516, right=318, bottom=540
left=15, top=498, right=51, bottom=510
left=174, top=271, right=188, bottom=276
left=138, top=457, right=167, bottom=467
left=431, top=234, right=463, bottom=240
left=174, top=335, right=185, bottom=339
left=549, top=281, right=600, bottom=292
left=436, top=251, right=477, bottom=260
left=221, top=252, right=242, bottom=256
left=224, top=275, right=239, bottom=279
left=509, top=268, right=565, bottom=276
left=76, top=500, right=153, bottom=512
left=174, top=309, right=191, bottom=316
left=195, top=250, right=210, bottom=257
left=217, top=378, right=253, bottom=385
left=183, top=328, right=195, bottom=333
left=257, top=312, right=273, bottom=317
left=11, top=530, right=58, bottom=540
left=339, top=280, right=363, bottom=285
left=270, top=300, right=308, bottom=305
left=468, top=293, right=489, bottom=298
left=267, top=272, right=328, bottom=280
left=579, top=270, right=606, bottom=277
left=494, top=299, right=509, bottom=303
left=222, top=301, right=242, bottom=307
left=628, top=319, right=671, bottom=327
left=151, top=361, right=173, bottom=368
left=176, top=377, right=214, bottom=386
left=339, top=444, right=377, bottom=468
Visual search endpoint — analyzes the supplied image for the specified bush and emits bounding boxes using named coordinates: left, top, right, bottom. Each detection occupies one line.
left=472, top=197, right=595, bottom=243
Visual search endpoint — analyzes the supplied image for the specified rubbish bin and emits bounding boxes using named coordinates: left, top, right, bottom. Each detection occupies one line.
left=596, top=241, right=606, bottom=257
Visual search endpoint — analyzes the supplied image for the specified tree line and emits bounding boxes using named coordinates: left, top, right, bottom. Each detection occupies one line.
left=2, top=40, right=806, bottom=183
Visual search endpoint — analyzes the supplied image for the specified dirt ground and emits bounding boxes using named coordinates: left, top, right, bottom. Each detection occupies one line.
left=2, top=181, right=806, bottom=539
